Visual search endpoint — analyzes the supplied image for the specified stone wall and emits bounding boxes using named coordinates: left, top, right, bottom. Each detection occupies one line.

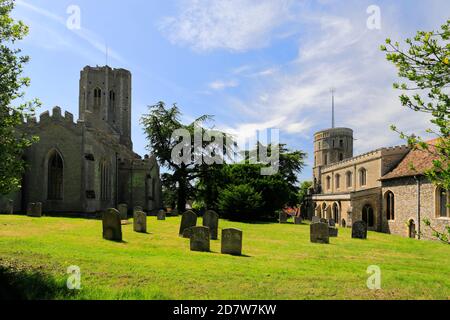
left=382, top=177, right=450, bottom=240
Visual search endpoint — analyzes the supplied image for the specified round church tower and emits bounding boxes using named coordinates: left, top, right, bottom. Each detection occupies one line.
left=313, top=128, right=353, bottom=190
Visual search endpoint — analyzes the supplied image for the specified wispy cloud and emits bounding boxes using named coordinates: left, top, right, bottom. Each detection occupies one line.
left=159, top=0, right=295, bottom=52
left=15, top=0, right=127, bottom=64
left=208, top=79, right=239, bottom=90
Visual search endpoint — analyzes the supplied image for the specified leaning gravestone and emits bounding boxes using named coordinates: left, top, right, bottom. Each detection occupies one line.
left=133, top=211, right=147, bottom=233
left=279, top=211, right=288, bottom=224
left=329, top=227, right=338, bottom=237
left=310, top=222, right=330, bottom=244
left=179, top=210, right=198, bottom=237
left=157, top=210, right=166, bottom=221
left=202, top=210, right=219, bottom=240
left=27, top=202, right=42, bottom=217
left=312, top=216, right=320, bottom=224
left=294, top=216, right=302, bottom=225
left=221, top=228, right=243, bottom=256
left=118, top=204, right=128, bottom=220
left=190, top=226, right=210, bottom=252
left=103, top=208, right=122, bottom=241
left=352, top=221, right=368, bottom=239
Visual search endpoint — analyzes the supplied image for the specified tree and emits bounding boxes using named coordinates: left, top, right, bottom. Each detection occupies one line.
left=298, top=181, right=312, bottom=205
left=141, top=102, right=234, bottom=212
left=217, top=184, right=263, bottom=221
left=0, top=0, right=40, bottom=195
left=381, top=19, right=450, bottom=190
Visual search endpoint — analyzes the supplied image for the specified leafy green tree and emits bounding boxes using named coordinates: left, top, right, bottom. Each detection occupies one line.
left=298, top=181, right=313, bottom=205
left=217, top=184, right=263, bottom=221
left=141, top=102, right=233, bottom=212
left=0, top=0, right=40, bottom=195
left=381, top=19, right=450, bottom=190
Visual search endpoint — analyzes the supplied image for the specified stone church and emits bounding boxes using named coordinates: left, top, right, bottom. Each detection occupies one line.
left=306, top=127, right=449, bottom=241
left=1, top=65, right=162, bottom=215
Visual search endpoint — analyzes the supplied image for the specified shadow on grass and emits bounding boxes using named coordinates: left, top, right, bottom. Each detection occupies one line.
left=0, top=266, right=76, bottom=300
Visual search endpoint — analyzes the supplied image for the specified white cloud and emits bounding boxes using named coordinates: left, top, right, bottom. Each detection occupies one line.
left=159, top=0, right=294, bottom=52
left=208, top=79, right=239, bottom=90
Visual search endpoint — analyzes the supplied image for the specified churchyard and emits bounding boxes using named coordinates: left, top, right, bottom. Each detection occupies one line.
left=0, top=213, right=449, bottom=300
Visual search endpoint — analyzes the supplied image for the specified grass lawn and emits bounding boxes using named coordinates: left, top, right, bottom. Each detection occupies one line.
left=0, top=214, right=449, bottom=300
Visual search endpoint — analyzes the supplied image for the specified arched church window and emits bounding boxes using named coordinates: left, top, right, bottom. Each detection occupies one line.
left=109, top=90, right=116, bottom=122
left=100, top=161, right=111, bottom=201
left=94, top=88, right=102, bottom=108
left=346, top=171, right=353, bottom=188
left=326, top=176, right=331, bottom=190
left=335, top=174, right=341, bottom=189
left=359, top=168, right=367, bottom=186
left=436, top=187, right=449, bottom=218
left=48, top=150, right=63, bottom=200
left=362, top=204, right=374, bottom=227
left=385, top=191, right=395, bottom=221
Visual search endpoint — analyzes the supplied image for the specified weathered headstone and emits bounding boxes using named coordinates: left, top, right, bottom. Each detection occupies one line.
left=352, top=221, right=367, bottom=239
left=118, top=204, right=128, bottom=220
left=320, top=218, right=328, bottom=224
left=329, top=227, right=338, bottom=237
left=133, top=211, right=147, bottom=233
left=310, top=222, right=329, bottom=244
left=133, top=206, right=143, bottom=214
left=329, top=219, right=336, bottom=227
left=182, top=226, right=194, bottom=239
left=102, top=208, right=122, bottom=241
left=202, top=210, right=219, bottom=240
left=27, top=202, right=42, bottom=218
left=171, top=209, right=179, bottom=216
left=157, top=210, right=166, bottom=221
left=190, top=226, right=210, bottom=252
left=0, top=199, right=13, bottom=215
left=279, top=211, right=288, bottom=224
left=179, top=210, right=197, bottom=237
left=221, top=228, right=243, bottom=256
left=312, top=216, right=320, bottom=224
left=294, top=216, right=302, bottom=225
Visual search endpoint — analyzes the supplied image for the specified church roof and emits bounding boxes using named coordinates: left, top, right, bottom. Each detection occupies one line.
left=381, top=139, right=441, bottom=180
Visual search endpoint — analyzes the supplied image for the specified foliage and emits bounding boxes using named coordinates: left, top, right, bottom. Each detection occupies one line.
left=382, top=19, right=450, bottom=190
left=0, top=0, right=40, bottom=195
left=422, top=218, right=450, bottom=245
left=298, top=181, right=313, bottom=204
left=217, top=184, right=264, bottom=221
left=141, top=102, right=234, bottom=212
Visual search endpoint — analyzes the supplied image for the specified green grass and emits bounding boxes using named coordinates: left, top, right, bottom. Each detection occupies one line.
left=0, top=214, right=449, bottom=300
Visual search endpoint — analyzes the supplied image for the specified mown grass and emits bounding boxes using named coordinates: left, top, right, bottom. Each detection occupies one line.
left=0, top=215, right=449, bottom=300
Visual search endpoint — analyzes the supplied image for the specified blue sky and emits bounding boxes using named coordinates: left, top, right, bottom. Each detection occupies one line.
left=12, top=0, right=450, bottom=181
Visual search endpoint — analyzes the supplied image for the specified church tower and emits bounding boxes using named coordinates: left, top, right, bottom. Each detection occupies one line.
left=313, top=128, right=354, bottom=191
left=79, top=66, right=132, bottom=149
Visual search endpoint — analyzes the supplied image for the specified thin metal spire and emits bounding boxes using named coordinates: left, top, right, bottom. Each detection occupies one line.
left=105, top=43, right=109, bottom=67
left=330, top=88, right=336, bottom=128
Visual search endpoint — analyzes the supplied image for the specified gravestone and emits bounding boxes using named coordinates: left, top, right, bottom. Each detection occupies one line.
left=352, top=221, right=367, bottom=239
left=310, top=222, right=329, bottom=244
left=329, top=219, right=336, bottom=227
left=202, top=210, right=219, bottom=240
left=171, top=209, right=179, bottom=216
left=179, top=210, right=197, bottom=237
left=133, top=211, right=147, bottom=233
left=329, top=227, right=339, bottom=237
left=221, top=228, right=243, bottom=256
left=102, top=208, right=122, bottom=241
left=157, top=210, right=166, bottom=221
left=118, top=204, right=128, bottom=220
left=279, top=211, right=288, bottom=224
left=312, top=216, right=320, bottom=224
left=133, top=206, right=143, bottom=214
left=0, top=200, right=13, bottom=215
left=190, top=226, right=210, bottom=252
left=182, top=226, right=195, bottom=239
left=320, top=218, right=328, bottom=224
left=27, top=202, right=42, bottom=218
left=294, top=216, right=302, bottom=225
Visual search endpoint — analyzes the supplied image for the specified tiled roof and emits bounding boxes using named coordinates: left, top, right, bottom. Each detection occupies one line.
left=381, top=139, right=441, bottom=180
